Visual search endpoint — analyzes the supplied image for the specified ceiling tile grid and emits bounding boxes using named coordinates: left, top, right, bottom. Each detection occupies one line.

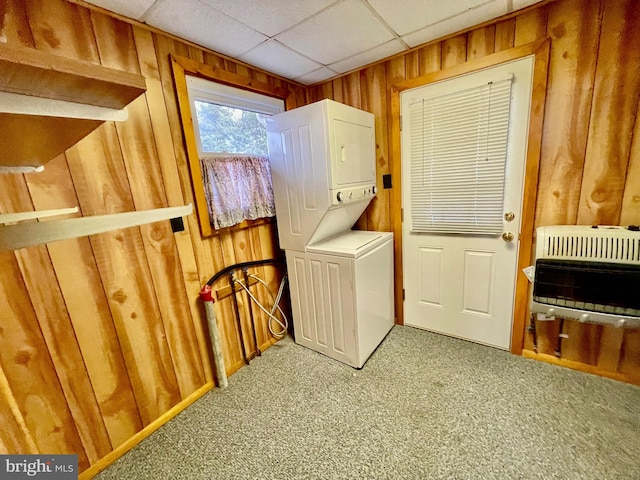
left=83, top=0, right=544, bottom=85
left=274, top=0, right=396, bottom=66
left=142, top=0, right=267, bottom=58
left=201, top=0, right=336, bottom=37
left=239, top=40, right=323, bottom=79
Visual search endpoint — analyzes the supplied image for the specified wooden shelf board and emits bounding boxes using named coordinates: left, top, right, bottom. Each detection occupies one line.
left=0, top=43, right=146, bottom=110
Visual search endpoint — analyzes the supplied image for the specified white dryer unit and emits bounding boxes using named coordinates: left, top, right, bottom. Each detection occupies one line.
left=266, top=99, right=377, bottom=251
left=286, top=231, right=394, bottom=368
left=267, top=99, right=394, bottom=368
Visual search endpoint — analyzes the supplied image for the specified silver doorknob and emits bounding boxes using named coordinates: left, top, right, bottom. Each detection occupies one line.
left=502, top=232, right=514, bottom=242
left=504, top=212, right=515, bottom=222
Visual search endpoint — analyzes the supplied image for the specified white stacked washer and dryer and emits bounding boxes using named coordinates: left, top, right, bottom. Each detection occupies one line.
left=266, top=99, right=394, bottom=368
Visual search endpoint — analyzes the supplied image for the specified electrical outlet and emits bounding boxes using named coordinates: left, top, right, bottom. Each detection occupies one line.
left=383, top=174, right=392, bottom=189
left=170, top=217, right=185, bottom=233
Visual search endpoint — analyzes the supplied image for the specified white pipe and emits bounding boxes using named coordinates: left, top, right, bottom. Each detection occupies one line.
left=200, top=285, right=228, bottom=388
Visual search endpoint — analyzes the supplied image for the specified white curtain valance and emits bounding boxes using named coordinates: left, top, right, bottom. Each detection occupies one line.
left=200, top=155, right=276, bottom=230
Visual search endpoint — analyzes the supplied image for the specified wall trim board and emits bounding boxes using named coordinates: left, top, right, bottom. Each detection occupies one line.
left=389, top=39, right=550, bottom=357
left=78, top=381, right=214, bottom=479
left=170, top=54, right=294, bottom=238
left=522, top=349, right=640, bottom=386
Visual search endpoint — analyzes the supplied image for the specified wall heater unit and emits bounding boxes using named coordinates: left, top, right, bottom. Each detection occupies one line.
left=531, top=225, right=640, bottom=328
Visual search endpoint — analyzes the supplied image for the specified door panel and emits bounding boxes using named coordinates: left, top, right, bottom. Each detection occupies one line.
left=418, top=247, right=444, bottom=306
left=402, top=57, right=534, bottom=349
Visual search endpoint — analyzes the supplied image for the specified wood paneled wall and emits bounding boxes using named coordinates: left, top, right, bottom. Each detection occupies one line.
left=1, top=0, right=639, bottom=476
left=309, top=0, right=640, bottom=384
left=0, top=0, right=306, bottom=476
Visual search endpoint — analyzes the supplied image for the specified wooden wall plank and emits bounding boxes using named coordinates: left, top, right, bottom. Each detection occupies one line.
left=66, top=125, right=181, bottom=425
left=494, top=18, right=516, bottom=52
left=362, top=62, right=391, bottom=235
left=25, top=0, right=99, bottom=62
left=417, top=43, right=441, bottom=76
left=332, top=77, right=345, bottom=103
left=576, top=0, right=640, bottom=225
left=514, top=8, right=548, bottom=46
left=0, top=250, right=88, bottom=467
left=0, top=175, right=112, bottom=464
left=24, top=155, right=143, bottom=449
left=0, top=365, right=38, bottom=454
left=132, top=26, right=213, bottom=383
left=343, top=72, right=362, bottom=108
left=90, top=10, right=140, bottom=73
left=620, top=101, right=640, bottom=225
left=619, top=329, right=640, bottom=375
left=441, top=34, right=467, bottom=68
left=536, top=0, right=601, bottom=227
left=467, top=25, right=496, bottom=60
left=152, top=33, right=219, bottom=286
left=0, top=0, right=35, bottom=47
left=405, top=51, right=420, bottom=80
left=114, top=95, right=206, bottom=398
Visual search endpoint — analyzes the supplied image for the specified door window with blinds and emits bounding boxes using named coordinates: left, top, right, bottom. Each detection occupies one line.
left=409, top=76, right=513, bottom=235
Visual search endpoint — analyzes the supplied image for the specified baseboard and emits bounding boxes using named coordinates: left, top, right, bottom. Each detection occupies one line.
left=522, top=349, right=640, bottom=386
left=79, top=381, right=214, bottom=479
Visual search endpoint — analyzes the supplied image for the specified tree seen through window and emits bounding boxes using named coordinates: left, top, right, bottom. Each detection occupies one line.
left=194, top=101, right=268, bottom=155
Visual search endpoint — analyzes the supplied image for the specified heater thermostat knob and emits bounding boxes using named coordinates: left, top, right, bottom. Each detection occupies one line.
left=372, top=186, right=377, bottom=195
left=337, top=192, right=345, bottom=202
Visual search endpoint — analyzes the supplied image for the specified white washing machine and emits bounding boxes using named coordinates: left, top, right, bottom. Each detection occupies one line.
left=286, top=231, right=394, bottom=368
left=267, top=99, right=394, bottom=368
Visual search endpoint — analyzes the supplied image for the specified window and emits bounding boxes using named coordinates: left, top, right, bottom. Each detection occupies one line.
left=171, top=55, right=291, bottom=237
left=408, top=76, right=513, bottom=235
left=185, top=76, right=285, bottom=230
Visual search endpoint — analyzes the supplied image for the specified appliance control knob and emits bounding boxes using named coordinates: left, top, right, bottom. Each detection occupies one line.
left=337, top=192, right=345, bottom=202
left=372, top=186, right=377, bottom=195
left=363, top=189, right=368, bottom=195
left=349, top=192, right=353, bottom=199
left=618, top=319, right=626, bottom=327
left=546, top=308, right=555, bottom=317
left=580, top=313, right=589, bottom=323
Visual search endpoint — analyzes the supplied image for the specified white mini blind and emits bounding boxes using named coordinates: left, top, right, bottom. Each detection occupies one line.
left=409, top=77, right=512, bottom=235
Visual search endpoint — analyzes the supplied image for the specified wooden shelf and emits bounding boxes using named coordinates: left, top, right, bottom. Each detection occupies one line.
left=0, top=204, right=192, bottom=251
left=0, top=43, right=147, bottom=168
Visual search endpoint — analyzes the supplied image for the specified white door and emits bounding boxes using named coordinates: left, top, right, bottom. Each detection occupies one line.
left=401, top=57, right=534, bottom=349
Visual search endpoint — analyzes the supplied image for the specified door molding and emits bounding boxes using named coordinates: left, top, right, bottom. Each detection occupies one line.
left=390, top=38, right=550, bottom=354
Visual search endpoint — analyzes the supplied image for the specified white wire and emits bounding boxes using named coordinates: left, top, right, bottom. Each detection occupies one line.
left=234, top=273, right=289, bottom=338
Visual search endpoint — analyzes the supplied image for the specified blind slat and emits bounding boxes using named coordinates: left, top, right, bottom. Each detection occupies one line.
left=409, top=78, right=512, bottom=235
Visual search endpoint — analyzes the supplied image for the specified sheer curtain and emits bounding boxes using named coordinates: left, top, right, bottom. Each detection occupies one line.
left=200, top=155, right=276, bottom=229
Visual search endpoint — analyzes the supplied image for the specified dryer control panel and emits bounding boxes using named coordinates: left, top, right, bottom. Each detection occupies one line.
left=332, top=184, right=377, bottom=206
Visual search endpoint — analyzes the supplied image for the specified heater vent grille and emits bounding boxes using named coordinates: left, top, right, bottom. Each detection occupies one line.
left=531, top=226, right=640, bottom=327
left=537, top=226, right=640, bottom=264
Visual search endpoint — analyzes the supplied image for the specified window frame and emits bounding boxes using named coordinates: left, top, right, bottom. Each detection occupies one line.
left=186, top=75, right=284, bottom=157
left=170, top=53, right=293, bottom=237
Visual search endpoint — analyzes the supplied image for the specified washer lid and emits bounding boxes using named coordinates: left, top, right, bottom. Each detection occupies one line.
left=306, top=230, right=392, bottom=258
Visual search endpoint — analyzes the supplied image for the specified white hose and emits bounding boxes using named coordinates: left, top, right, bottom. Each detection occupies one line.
left=235, top=273, right=289, bottom=338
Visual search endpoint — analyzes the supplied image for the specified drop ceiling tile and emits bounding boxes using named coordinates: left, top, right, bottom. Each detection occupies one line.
left=83, top=0, right=156, bottom=20
left=276, top=0, right=394, bottom=65
left=402, top=1, right=508, bottom=48
left=143, top=0, right=267, bottom=58
left=295, top=67, right=339, bottom=85
left=240, top=40, right=322, bottom=79
left=368, top=0, right=490, bottom=36
left=328, top=39, right=406, bottom=74
left=513, top=0, right=544, bottom=10
left=202, top=0, right=335, bottom=37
